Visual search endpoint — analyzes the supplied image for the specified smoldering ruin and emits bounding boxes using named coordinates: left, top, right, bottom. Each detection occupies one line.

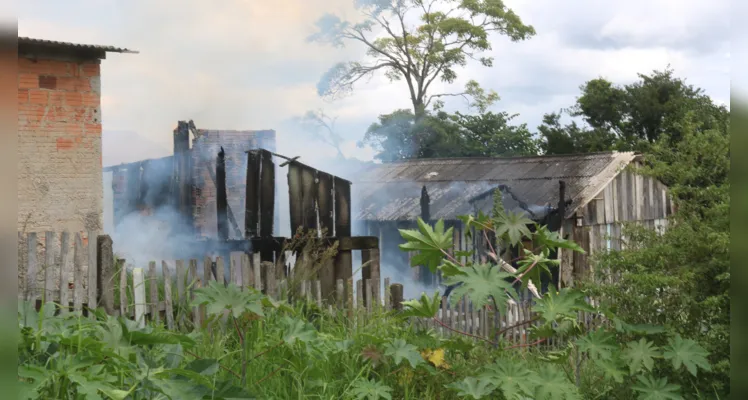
left=103, top=120, right=381, bottom=303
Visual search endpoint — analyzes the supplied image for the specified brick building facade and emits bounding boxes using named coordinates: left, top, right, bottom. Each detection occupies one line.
left=17, top=37, right=136, bottom=294
left=18, top=37, right=135, bottom=234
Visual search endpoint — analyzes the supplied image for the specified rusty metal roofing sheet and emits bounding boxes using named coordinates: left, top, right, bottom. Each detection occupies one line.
left=353, top=152, right=637, bottom=221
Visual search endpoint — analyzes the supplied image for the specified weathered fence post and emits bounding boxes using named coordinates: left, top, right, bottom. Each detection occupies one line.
left=87, top=230, right=98, bottom=317
left=97, top=235, right=115, bottom=314
left=390, top=283, right=404, bottom=311
left=133, top=268, right=146, bottom=328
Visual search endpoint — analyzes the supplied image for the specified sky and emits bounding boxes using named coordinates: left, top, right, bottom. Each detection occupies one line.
left=18, top=0, right=730, bottom=168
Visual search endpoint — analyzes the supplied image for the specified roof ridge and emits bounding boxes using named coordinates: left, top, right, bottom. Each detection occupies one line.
left=384, top=151, right=634, bottom=164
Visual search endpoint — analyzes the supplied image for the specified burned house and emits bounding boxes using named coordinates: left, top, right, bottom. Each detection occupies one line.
left=352, top=151, right=673, bottom=289
left=103, top=122, right=278, bottom=243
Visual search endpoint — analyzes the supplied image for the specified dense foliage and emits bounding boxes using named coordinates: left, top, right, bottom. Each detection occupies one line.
left=589, top=105, right=730, bottom=396
left=19, top=199, right=714, bottom=399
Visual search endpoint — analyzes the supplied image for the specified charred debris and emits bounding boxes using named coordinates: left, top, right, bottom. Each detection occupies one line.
left=105, top=120, right=379, bottom=303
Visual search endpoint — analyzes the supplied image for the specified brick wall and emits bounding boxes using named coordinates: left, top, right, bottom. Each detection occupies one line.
left=192, top=130, right=276, bottom=239
left=18, top=56, right=103, bottom=234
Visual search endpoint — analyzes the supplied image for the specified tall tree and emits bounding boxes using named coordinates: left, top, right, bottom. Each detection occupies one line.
left=360, top=108, right=539, bottom=161
left=293, top=109, right=346, bottom=157
left=309, top=0, right=535, bottom=120
left=539, top=67, right=728, bottom=155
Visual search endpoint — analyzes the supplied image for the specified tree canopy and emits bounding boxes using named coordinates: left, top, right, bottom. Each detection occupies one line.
left=539, top=67, right=729, bottom=155
left=360, top=108, right=539, bottom=161
left=309, top=0, right=535, bottom=119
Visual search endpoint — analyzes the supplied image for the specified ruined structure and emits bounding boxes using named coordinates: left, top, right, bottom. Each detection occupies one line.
left=352, top=152, right=673, bottom=289
left=104, top=122, right=278, bottom=240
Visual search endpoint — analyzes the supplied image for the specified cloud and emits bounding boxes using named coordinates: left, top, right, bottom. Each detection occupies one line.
left=19, top=0, right=730, bottom=167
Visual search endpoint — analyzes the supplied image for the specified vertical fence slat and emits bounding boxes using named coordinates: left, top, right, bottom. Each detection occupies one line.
left=365, top=279, right=372, bottom=314
left=203, top=256, right=214, bottom=284
left=118, top=261, right=127, bottom=317
left=265, top=263, right=277, bottom=299
left=215, top=256, right=225, bottom=287
left=149, top=261, right=159, bottom=324
left=26, top=232, right=37, bottom=302
left=44, top=231, right=56, bottom=304
left=383, top=278, right=391, bottom=311
left=201, top=256, right=212, bottom=324
left=252, top=253, right=262, bottom=292
left=162, top=261, right=174, bottom=330
left=241, top=253, right=252, bottom=289
left=441, top=297, right=447, bottom=336
left=315, top=280, right=322, bottom=307
left=336, top=279, right=344, bottom=310
left=230, top=252, right=242, bottom=288
left=59, top=232, right=71, bottom=311
left=356, top=279, right=364, bottom=327
left=190, top=259, right=201, bottom=327
left=73, top=233, right=84, bottom=313
left=347, top=278, right=354, bottom=320
left=175, top=260, right=186, bottom=326
left=87, top=230, right=98, bottom=315
left=133, top=268, right=146, bottom=328
left=450, top=300, right=457, bottom=338
left=176, top=260, right=186, bottom=306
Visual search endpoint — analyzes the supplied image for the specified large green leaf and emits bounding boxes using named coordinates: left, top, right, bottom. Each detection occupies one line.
left=18, top=365, right=52, bottom=400
left=533, top=225, right=585, bottom=253
left=383, top=339, right=423, bottom=368
left=623, top=338, right=660, bottom=374
left=442, top=263, right=514, bottom=312
left=349, top=378, right=393, bottom=400
left=479, top=360, right=535, bottom=400
left=631, top=375, right=683, bottom=400
left=281, top=317, right=318, bottom=346
left=531, top=365, right=580, bottom=400
left=662, top=335, right=711, bottom=377
left=577, top=328, right=617, bottom=361
left=191, top=281, right=266, bottom=319
left=445, top=377, right=496, bottom=399
left=400, top=291, right=442, bottom=319
left=494, top=210, right=534, bottom=246
left=398, top=218, right=454, bottom=272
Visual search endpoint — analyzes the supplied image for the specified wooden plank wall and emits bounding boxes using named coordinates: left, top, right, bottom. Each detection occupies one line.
left=563, top=167, right=672, bottom=285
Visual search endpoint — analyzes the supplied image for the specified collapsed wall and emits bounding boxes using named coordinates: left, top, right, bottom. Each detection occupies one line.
left=104, top=128, right=277, bottom=265
left=191, top=129, right=276, bottom=239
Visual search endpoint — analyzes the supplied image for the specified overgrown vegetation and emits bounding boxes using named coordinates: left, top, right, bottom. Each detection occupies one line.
left=19, top=197, right=713, bottom=399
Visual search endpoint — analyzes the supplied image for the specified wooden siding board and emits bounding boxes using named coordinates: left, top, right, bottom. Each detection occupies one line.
left=604, top=183, right=614, bottom=224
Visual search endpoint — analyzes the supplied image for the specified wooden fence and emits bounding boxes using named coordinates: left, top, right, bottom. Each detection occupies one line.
left=18, top=230, right=604, bottom=346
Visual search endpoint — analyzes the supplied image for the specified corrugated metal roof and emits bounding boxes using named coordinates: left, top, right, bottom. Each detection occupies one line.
left=18, top=37, right=138, bottom=54
left=352, top=151, right=637, bottom=221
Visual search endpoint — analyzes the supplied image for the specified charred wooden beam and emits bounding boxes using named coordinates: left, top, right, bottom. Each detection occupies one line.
left=216, top=147, right=229, bottom=241
left=333, top=177, right=353, bottom=304
left=287, top=163, right=303, bottom=235
left=245, top=151, right=261, bottom=237
left=259, top=150, right=275, bottom=237
left=317, top=171, right=334, bottom=236
left=300, top=166, right=318, bottom=232
left=334, top=177, right=351, bottom=237
left=420, top=185, right=430, bottom=222
left=173, top=121, right=193, bottom=233
left=202, top=160, right=242, bottom=237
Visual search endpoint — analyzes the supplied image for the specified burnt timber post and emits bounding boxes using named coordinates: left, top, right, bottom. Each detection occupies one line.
left=173, top=121, right=193, bottom=235
left=418, top=185, right=434, bottom=285
left=216, top=147, right=229, bottom=241
left=333, top=177, right=353, bottom=305
left=245, top=150, right=276, bottom=261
